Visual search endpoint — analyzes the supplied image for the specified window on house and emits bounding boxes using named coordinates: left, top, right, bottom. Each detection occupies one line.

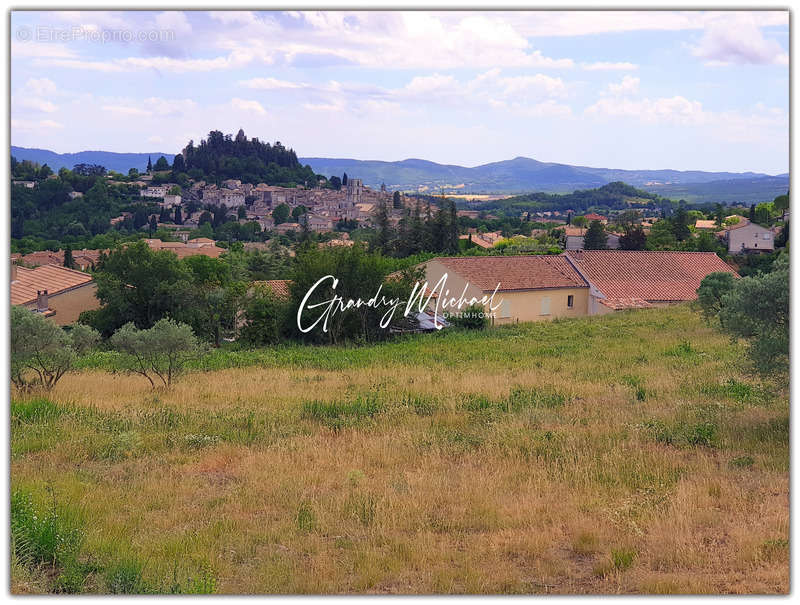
left=567, top=295, right=574, bottom=308
left=764, top=233, right=770, bottom=240
left=499, top=299, right=511, bottom=318
left=540, top=296, right=551, bottom=316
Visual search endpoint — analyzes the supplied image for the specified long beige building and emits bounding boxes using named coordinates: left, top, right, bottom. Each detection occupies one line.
left=422, top=256, right=590, bottom=325
left=421, top=251, right=737, bottom=324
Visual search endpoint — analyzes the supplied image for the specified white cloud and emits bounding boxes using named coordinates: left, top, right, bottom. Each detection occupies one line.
left=218, top=11, right=575, bottom=70
left=581, top=61, right=638, bottom=71
left=16, top=98, right=58, bottom=113
left=101, top=97, right=195, bottom=118
left=587, top=95, right=705, bottom=125
left=238, top=69, right=571, bottom=117
left=42, top=50, right=256, bottom=74
left=144, top=97, right=196, bottom=116
left=606, top=76, right=640, bottom=96
left=148, top=135, right=164, bottom=144
left=512, top=10, right=787, bottom=37
left=25, top=77, right=57, bottom=96
left=691, top=13, right=788, bottom=66
left=230, top=98, right=266, bottom=115
left=12, top=78, right=60, bottom=115
left=238, top=77, right=308, bottom=90
left=102, top=105, right=151, bottom=117
left=12, top=118, right=64, bottom=131
left=153, top=11, right=192, bottom=36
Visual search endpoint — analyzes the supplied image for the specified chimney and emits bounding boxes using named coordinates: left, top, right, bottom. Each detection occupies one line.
left=10, top=261, right=17, bottom=283
left=36, top=290, right=49, bottom=313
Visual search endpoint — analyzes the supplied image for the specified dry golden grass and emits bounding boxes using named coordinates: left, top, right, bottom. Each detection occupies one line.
left=10, top=305, right=789, bottom=594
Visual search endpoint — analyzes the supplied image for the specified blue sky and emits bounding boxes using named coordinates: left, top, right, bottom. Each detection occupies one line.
left=10, top=10, right=789, bottom=174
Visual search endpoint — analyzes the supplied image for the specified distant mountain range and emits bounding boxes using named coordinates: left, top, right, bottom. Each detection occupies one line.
left=11, top=146, right=787, bottom=203
left=299, top=156, right=787, bottom=202
left=11, top=146, right=175, bottom=174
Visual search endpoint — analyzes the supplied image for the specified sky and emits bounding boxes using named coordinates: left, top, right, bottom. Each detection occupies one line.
left=10, top=10, right=789, bottom=174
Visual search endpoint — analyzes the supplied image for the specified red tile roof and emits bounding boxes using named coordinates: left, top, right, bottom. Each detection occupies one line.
left=565, top=250, right=738, bottom=302
left=11, top=265, right=94, bottom=306
left=254, top=279, right=292, bottom=300
left=431, top=256, right=588, bottom=292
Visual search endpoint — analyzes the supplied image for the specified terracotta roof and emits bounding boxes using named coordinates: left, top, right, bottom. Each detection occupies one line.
left=253, top=279, right=292, bottom=300
left=170, top=245, right=226, bottom=259
left=694, top=220, right=718, bottom=230
left=431, top=256, right=588, bottom=292
left=565, top=250, right=738, bottom=302
left=11, top=265, right=94, bottom=306
left=188, top=237, right=215, bottom=244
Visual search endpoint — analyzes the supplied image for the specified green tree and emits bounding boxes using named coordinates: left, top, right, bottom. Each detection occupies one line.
left=776, top=221, right=789, bottom=247
left=717, top=255, right=788, bottom=375
left=572, top=216, right=588, bottom=228
left=646, top=220, right=678, bottom=250
left=63, top=246, right=74, bottom=269
left=291, top=205, right=308, bottom=220
left=671, top=206, right=691, bottom=241
left=584, top=220, right=608, bottom=250
left=147, top=156, right=153, bottom=172
left=110, top=318, right=204, bottom=388
left=154, top=156, right=170, bottom=171
left=374, top=198, right=392, bottom=254
left=11, top=306, right=99, bottom=391
left=272, top=203, right=291, bottom=225
left=696, top=271, right=736, bottom=322
left=240, top=284, right=287, bottom=346
left=393, top=191, right=402, bottom=209
left=618, top=225, right=646, bottom=250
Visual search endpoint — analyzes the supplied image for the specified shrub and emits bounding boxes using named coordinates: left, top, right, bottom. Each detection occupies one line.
left=448, top=302, right=489, bottom=330
left=11, top=489, right=88, bottom=592
left=11, top=398, right=63, bottom=423
left=718, top=254, right=789, bottom=375
left=239, top=284, right=287, bottom=346
left=11, top=306, right=99, bottom=391
left=611, top=548, right=636, bottom=570
left=696, top=272, right=736, bottom=322
left=110, top=319, right=204, bottom=388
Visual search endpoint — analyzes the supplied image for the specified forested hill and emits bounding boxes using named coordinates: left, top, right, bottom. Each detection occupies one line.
left=471, top=181, right=670, bottom=215
left=178, top=130, right=316, bottom=185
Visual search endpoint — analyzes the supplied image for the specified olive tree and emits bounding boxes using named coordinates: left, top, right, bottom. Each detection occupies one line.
left=110, top=318, right=204, bottom=388
left=10, top=305, right=99, bottom=391
left=696, top=271, right=736, bottom=322
left=718, top=255, right=789, bottom=376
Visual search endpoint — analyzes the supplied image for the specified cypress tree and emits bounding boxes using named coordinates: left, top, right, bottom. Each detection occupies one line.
left=63, top=246, right=74, bottom=269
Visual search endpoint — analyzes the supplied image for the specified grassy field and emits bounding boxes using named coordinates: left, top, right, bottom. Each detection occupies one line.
left=11, top=305, right=789, bottom=594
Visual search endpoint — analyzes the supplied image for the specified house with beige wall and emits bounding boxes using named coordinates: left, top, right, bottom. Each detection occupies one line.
left=11, top=263, right=100, bottom=325
left=725, top=222, right=775, bottom=254
left=421, top=256, right=590, bottom=325
left=419, top=251, right=739, bottom=325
